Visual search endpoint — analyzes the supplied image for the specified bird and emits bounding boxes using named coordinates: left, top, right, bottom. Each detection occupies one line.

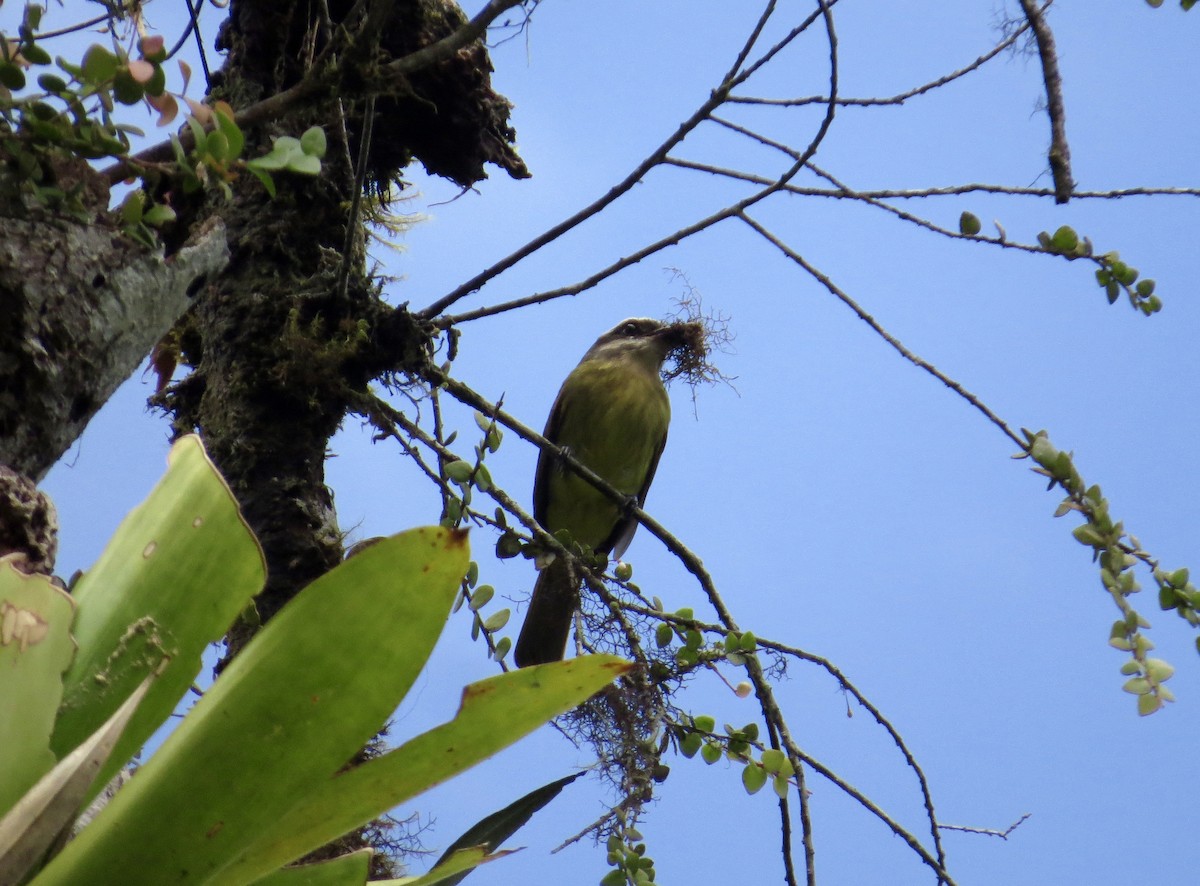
left=513, top=317, right=685, bottom=667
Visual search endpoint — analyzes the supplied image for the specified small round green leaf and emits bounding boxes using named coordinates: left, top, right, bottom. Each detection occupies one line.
left=1121, top=676, right=1151, bottom=695
left=495, top=531, right=522, bottom=559
left=1144, top=658, right=1175, bottom=682
left=443, top=460, right=473, bottom=485
left=742, top=763, right=768, bottom=795
left=22, top=43, right=52, bottom=66
left=773, top=773, right=791, bottom=800
left=112, top=69, right=144, bottom=105
left=1050, top=225, right=1078, bottom=253
left=287, top=152, right=322, bottom=176
left=300, top=125, right=327, bottom=158
left=0, top=61, right=27, bottom=89
left=760, top=748, right=786, bottom=774
left=468, top=585, right=494, bottom=611
left=37, top=72, right=67, bottom=93
left=481, top=608, right=510, bottom=632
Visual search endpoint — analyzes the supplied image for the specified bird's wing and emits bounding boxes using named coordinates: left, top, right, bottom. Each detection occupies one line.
left=532, top=383, right=570, bottom=528
left=603, top=426, right=668, bottom=559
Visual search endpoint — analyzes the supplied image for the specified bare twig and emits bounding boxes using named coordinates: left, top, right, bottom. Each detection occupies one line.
left=729, top=11, right=1030, bottom=109
left=672, top=156, right=1001, bottom=246
left=623, top=599, right=949, bottom=873
left=738, top=212, right=1024, bottom=451
left=940, top=813, right=1032, bottom=840
left=1018, top=0, right=1073, bottom=202
left=32, top=12, right=112, bottom=41
left=663, top=164, right=1200, bottom=201
left=420, top=1, right=843, bottom=321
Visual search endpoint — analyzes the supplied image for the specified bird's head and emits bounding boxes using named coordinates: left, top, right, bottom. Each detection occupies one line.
left=583, top=317, right=689, bottom=372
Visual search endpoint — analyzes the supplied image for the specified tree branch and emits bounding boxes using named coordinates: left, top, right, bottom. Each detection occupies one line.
left=420, top=0, right=842, bottom=320
left=1018, top=0, right=1073, bottom=203
left=729, top=9, right=1030, bottom=109
left=738, top=212, right=1023, bottom=449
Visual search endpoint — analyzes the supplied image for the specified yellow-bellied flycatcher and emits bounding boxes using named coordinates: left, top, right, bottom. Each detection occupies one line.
left=514, top=318, right=685, bottom=667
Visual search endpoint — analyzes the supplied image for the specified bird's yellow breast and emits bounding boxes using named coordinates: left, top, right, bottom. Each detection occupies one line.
left=540, top=357, right=670, bottom=553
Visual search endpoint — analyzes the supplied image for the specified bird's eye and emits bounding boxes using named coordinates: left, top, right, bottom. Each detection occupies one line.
left=622, top=322, right=639, bottom=335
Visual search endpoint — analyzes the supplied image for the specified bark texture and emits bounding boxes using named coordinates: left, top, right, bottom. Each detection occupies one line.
left=150, top=5, right=523, bottom=869
left=0, top=160, right=228, bottom=482
left=167, top=0, right=520, bottom=635
left=0, top=464, right=57, bottom=574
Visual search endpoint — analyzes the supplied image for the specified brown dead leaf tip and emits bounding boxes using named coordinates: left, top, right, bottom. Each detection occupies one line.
left=462, top=681, right=495, bottom=705
left=602, top=660, right=635, bottom=677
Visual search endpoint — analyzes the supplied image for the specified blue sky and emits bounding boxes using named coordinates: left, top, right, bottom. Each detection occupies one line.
left=28, top=1, right=1200, bottom=883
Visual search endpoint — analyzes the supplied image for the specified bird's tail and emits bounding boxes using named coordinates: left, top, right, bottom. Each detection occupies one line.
left=513, top=557, right=580, bottom=667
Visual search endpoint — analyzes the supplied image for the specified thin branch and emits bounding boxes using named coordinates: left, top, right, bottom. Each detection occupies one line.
left=419, top=0, right=842, bottom=320
left=790, top=712, right=815, bottom=886
left=32, top=12, right=112, bottom=40
left=355, top=396, right=445, bottom=494
left=418, top=65, right=740, bottom=318
left=432, top=200, right=747, bottom=326
left=1018, top=0, right=1072, bottom=203
left=939, top=813, right=1032, bottom=841
left=724, top=0, right=780, bottom=83
left=551, top=805, right=616, bottom=854
left=738, top=212, right=1024, bottom=450
left=665, top=164, right=1200, bottom=201
left=695, top=119, right=1044, bottom=256
left=761, top=649, right=946, bottom=871
left=625, top=600, right=949, bottom=873
left=778, top=790, right=798, bottom=886
left=778, top=726, right=957, bottom=885
left=729, top=8, right=1031, bottom=109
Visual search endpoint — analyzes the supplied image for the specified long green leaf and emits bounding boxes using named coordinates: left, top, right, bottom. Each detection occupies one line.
left=378, top=847, right=500, bottom=886
left=229, top=656, right=630, bottom=884
left=429, top=772, right=583, bottom=886
left=37, top=526, right=469, bottom=886
left=0, top=672, right=154, bottom=885
left=249, top=849, right=371, bottom=886
left=49, top=435, right=266, bottom=793
left=0, top=563, right=75, bottom=815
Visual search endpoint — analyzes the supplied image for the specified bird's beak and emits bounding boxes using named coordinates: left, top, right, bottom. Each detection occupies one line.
left=652, top=323, right=688, bottom=348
